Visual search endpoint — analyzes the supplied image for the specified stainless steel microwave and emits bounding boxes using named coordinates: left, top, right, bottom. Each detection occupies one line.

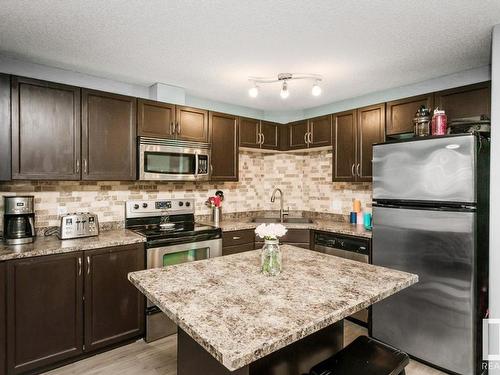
left=139, top=137, right=211, bottom=181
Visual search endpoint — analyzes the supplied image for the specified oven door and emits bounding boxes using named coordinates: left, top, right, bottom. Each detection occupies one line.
left=139, top=138, right=210, bottom=181
left=145, top=237, right=222, bottom=342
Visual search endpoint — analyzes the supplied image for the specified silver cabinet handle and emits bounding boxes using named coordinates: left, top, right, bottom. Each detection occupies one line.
left=78, top=257, right=82, bottom=276
left=87, top=255, right=91, bottom=275
left=176, top=122, right=180, bottom=134
left=261, top=133, right=265, bottom=145
left=170, top=122, right=174, bottom=135
left=83, top=159, right=88, bottom=174
left=257, top=133, right=262, bottom=144
left=351, top=163, right=355, bottom=176
left=356, top=163, right=361, bottom=177
left=232, top=236, right=241, bottom=240
left=304, top=132, right=308, bottom=144
left=76, top=160, right=80, bottom=173
left=308, top=132, right=313, bottom=144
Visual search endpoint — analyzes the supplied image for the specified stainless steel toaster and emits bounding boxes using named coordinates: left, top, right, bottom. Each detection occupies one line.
left=58, top=212, right=99, bottom=240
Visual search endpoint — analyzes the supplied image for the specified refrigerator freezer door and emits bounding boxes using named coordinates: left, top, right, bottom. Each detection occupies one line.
left=373, top=135, right=476, bottom=203
left=371, top=206, right=475, bottom=374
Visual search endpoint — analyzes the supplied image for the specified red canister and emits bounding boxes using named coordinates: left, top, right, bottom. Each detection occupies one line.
left=432, top=108, right=447, bottom=135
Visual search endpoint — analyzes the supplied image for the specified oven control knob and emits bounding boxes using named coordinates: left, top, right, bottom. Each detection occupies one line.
left=142, top=203, right=148, bottom=208
left=133, top=204, right=139, bottom=210
left=179, top=201, right=184, bottom=207
left=185, top=202, right=191, bottom=207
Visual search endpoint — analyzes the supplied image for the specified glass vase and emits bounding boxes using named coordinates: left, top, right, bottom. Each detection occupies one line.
left=261, top=239, right=282, bottom=276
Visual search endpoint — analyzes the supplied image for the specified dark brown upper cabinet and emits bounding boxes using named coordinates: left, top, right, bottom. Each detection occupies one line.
left=0, top=262, right=5, bottom=375
left=357, top=103, right=385, bottom=181
left=386, top=94, right=433, bottom=136
left=288, top=120, right=309, bottom=150
left=11, top=77, right=81, bottom=180
left=82, top=89, right=137, bottom=180
left=239, top=117, right=261, bottom=148
left=308, top=115, right=332, bottom=148
left=434, top=81, right=491, bottom=121
left=209, top=112, right=239, bottom=181
left=175, top=106, right=209, bottom=142
left=137, top=99, right=175, bottom=138
left=0, top=74, right=11, bottom=181
left=7, top=252, right=84, bottom=374
left=84, top=244, right=145, bottom=352
left=332, top=110, right=357, bottom=182
left=260, top=121, right=279, bottom=150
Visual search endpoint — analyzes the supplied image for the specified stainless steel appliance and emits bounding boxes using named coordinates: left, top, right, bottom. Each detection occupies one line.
left=314, top=231, right=370, bottom=325
left=125, top=198, right=222, bottom=342
left=139, top=137, right=210, bottom=181
left=2, top=196, right=36, bottom=245
left=371, top=134, right=489, bottom=375
left=58, top=212, right=99, bottom=239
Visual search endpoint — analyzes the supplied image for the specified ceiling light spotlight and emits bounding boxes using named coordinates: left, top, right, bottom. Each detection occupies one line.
left=280, top=81, right=289, bottom=99
left=248, top=84, right=259, bottom=98
left=311, top=81, right=322, bottom=96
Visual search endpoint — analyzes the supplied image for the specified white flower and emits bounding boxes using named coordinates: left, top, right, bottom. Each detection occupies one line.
left=255, top=223, right=288, bottom=240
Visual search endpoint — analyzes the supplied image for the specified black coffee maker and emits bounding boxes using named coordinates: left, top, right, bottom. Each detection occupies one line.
left=3, top=196, right=36, bottom=244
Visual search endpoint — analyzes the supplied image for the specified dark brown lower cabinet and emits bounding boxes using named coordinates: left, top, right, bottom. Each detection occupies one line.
left=222, top=230, right=255, bottom=256
left=256, top=229, right=311, bottom=249
left=0, top=262, right=6, bottom=375
left=84, top=244, right=145, bottom=352
left=5, top=244, right=145, bottom=374
left=210, top=112, right=239, bottom=181
left=6, top=253, right=84, bottom=374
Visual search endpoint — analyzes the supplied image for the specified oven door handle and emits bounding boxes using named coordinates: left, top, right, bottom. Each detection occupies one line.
left=147, top=233, right=221, bottom=248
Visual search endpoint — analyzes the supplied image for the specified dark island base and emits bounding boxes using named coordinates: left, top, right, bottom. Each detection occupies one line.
left=177, top=320, right=344, bottom=375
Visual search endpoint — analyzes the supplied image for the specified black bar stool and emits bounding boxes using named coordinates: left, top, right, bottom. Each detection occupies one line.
left=309, top=336, right=409, bottom=375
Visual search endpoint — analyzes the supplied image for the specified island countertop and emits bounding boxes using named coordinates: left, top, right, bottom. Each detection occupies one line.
left=128, top=245, right=417, bottom=371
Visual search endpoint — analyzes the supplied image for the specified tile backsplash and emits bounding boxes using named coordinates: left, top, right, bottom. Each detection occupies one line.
left=0, top=150, right=372, bottom=229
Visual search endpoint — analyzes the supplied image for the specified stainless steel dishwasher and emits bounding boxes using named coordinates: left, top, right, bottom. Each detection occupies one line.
left=314, top=231, right=371, bottom=326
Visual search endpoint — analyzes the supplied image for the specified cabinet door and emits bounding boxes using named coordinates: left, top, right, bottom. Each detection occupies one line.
left=175, top=106, right=209, bottom=142
left=288, top=120, right=309, bottom=150
left=84, top=244, right=145, bottom=352
left=0, top=75, right=10, bottom=181
left=332, top=110, right=357, bottom=182
left=137, top=99, right=175, bottom=138
left=210, top=112, right=239, bottom=181
left=309, top=115, right=332, bottom=148
left=239, top=117, right=261, bottom=148
left=7, top=253, right=83, bottom=374
left=386, top=94, right=433, bottom=136
left=82, top=90, right=137, bottom=180
left=434, top=82, right=491, bottom=121
left=260, top=121, right=279, bottom=150
left=357, top=104, right=385, bottom=182
left=11, top=77, right=81, bottom=180
left=0, top=263, right=5, bottom=375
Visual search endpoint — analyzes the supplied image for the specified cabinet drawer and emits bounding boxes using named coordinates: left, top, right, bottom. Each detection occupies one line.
left=223, top=229, right=255, bottom=247
left=222, top=243, right=255, bottom=256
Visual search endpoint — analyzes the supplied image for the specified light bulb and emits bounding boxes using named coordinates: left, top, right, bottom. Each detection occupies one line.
left=248, top=86, right=258, bottom=98
left=312, top=82, right=322, bottom=96
left=280, top=81, right=289, bottom=99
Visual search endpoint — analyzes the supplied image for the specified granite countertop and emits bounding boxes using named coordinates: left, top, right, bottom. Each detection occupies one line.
left=209, top=219, right=372, bottom=238
left=0, top=229, right=145, bottom=261
left=128, top=245, right=417, bottom=371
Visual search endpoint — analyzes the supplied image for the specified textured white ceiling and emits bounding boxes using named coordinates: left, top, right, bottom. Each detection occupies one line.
left=0, top=0, right=499, bottom=111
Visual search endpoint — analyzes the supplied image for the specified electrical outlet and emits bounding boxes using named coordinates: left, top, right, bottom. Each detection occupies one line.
left=57, top=206, right=67, bottom=216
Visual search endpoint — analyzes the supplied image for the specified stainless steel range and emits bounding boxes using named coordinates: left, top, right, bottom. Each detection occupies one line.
left=125, top=198, right=222, bottom=342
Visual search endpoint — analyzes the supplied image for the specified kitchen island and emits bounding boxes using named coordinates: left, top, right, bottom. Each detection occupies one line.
left=128, top=245, right=417, bottom=375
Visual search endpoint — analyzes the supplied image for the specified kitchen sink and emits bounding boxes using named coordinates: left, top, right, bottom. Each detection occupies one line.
left=251, top=217, right=313, bottom=224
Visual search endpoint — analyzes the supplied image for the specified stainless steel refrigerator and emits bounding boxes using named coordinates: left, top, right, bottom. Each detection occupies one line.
left=371, top=134, right=489, bottom=375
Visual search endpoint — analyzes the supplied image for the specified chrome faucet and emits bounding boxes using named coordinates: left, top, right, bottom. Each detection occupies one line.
left=270, top=188, right=289, bottom=223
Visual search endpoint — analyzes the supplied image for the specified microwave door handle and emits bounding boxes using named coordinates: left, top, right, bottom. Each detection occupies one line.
left=194, top=153, right=199, bottom=177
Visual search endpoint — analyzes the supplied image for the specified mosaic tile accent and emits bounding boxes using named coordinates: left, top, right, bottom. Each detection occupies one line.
left=0, top=151, right=372, bottom=229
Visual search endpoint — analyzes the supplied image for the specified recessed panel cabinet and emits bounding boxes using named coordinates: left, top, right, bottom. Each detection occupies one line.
left=0, top=262, right=6, bottom=375
left=6, top=253, right=84, bottom=374
left=434, top=81, right=491, bottom=121
left=5, top=244, right=145, bottom=374
left=386, top=94, right=433, bottom=136
left=82, top=90, right=137, bottom=180
left=137, top=99, right=175, bottom=138
left=0, top=75, right=11, bottom=181
left=357, top=104, right=385, bottom=181
left=176, top=106, right=209, bottom=142
left=333, top=111, right=357, bottom=181
left=210, top=112, right=239, bottom=181
left=288, top=120, right=309, bottom=150
left=287, top=116, right=331, bottom=150
left=11, top=77, right=81, bottom=180
left=239, top=118, right=280, bottom=150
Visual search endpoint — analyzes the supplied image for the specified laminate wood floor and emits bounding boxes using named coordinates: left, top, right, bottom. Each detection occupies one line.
left=44, top=321, right=446, bottom=375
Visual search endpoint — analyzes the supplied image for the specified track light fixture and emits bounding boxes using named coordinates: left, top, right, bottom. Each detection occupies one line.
left=248, top=73, right=322, bottom=99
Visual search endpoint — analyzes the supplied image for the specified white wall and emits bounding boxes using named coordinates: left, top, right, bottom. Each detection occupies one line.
left=0, top=54, right=491, bottom=124
left=490, top=24, right=500, bottom=374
